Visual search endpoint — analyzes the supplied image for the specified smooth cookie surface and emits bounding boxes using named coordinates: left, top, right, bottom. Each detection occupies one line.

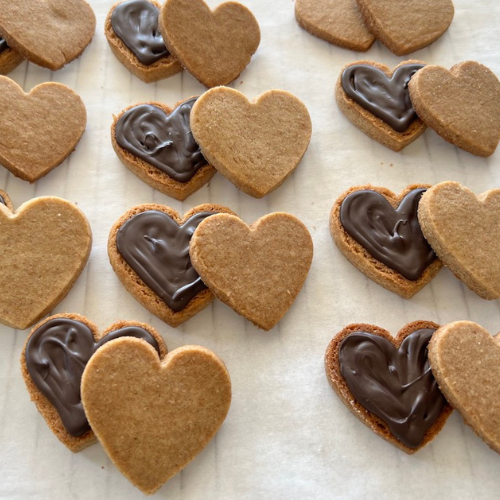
left=81, top=338, right=231, bottom=494
left=159, top=0, right=260, bottom=87
left=418, top=181, right=500, bottom=299
left=0, top=77, right=86, bottom=182
left=189, top=212, right=313, bottom=330
left=191, top=87, right=312, bottom=198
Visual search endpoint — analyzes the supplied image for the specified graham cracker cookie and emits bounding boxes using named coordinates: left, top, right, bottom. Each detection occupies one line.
left=111, top=97, right=216, bottom=201
left=408, top=61, right=500, bottom=157
left=0, top=0, right=96, bottom=70
left=105, top=0, right=182, bottom=83
left=0, top=76, right=86, bottom=182
left=81, top=337, right=231, bottom=494
left=21, top=314, right=166, bottom=452
left=0, top=37, right=23, bottom=75
left=428, top=321, right=500, bottom=455
left=325, top=321, right=452, bottom=453
left=189, top=212, right=313, bottom=330
left=190, top=87, right=312, bottom=198
left=330, top=185, right=442, bottom=299
left=108, top=203, right=235, bottom=327
left=418, top=181, right=500, bottom=299
left=0, top=189, right=13, bottom=211
left=159, top=0, right=260, bottom=87
left=295, top=0, right=375, bottom=52
left=336, top=60, right=426, bottom=151
left=356, top=0, right=454, bottom=56
left=0, top=197, right=92, bottom=330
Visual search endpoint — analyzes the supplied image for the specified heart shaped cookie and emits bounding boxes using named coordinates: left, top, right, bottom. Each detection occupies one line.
left=428, top=321, right=500, bottom=455
left=0, top=197, right=91, bottom=330
left=408, top=61, right=500, bottom=157
left=0, top=77, right=86, bottom=182
left=159, top=0, right=260, bottom=87
left=105, top=0, right=182, bottom=83
left=109, top=203, right=235, bottom=327
left=81, top=337, right=231, bottom=494
left=418, top=181, right=500, bottom=299
left=21, top=314, right=166, bottom=452
left=356, top=0, right=454, bottom=55
left=191, top=87, right=312, bottom=198
left=189, top=212, right=313, bottom=330
left=0, top=37, right=23, bottom=75
left=295, top=0, right=375, bottom=52
left=336, top=60, right=426, bottom=151
left=325, top=321, right=452, bottom=453
left=0, top=0, right=96, bottom=70
left=112, top=97, right=216, bottom=200
left=330, top=185, right=442, bottom=298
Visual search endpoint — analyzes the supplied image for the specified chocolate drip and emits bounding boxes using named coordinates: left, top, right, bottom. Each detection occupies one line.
left=0, top=36, right=7, bottom=54
left=115, top=98, right=206, bottom=183
left=111, top=0, right=169, bottom=65
left=25, top=318, right=160, bottom=437
left=339, top=329, right=446, bottom=448
left=340, top=188, right=436, bottom=280
left=341, top=63, right=424, bottom=132
left=116, top=210, right=216, bottom=312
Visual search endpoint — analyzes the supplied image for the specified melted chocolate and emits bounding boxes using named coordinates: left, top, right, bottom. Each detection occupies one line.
left=115, top=98, right=206, bottom=183
left=339, top=328, right=446, bottom=448
left=341, top=63, right=424, bottom=132
left=25, top=318, right=160, bottom=437
left=340, top=188, right=436, bottom=280
left=116, top=210, right=215, bottom=312
left=0, top=36, right=7, bottom=54
left=111, top=0, right=169, bottom=65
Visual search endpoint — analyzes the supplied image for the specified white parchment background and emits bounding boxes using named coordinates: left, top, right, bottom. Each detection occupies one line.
left=1, top=0, right=500, bottom=499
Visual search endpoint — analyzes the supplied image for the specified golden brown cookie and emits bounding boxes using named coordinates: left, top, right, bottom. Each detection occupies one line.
left=111, top=97, right=216, bottom=201
left=105, top=0, right=182, bottom=83
left=0, top=76, right=86, bottom=182
left=330, top=185, right=442, bottom=299
left=325, top=321, right=452, bottom=453
left=336, top=60, right=426, bottom=151
left=428, top=321, right=500, bottom=455
left=108, top=203, right=235, bottom=328
left=159, top=0, right=260, bottom=87
left=189, top=212, right=313, bottom=330
left=356, top=0, right=454, bottom=56
left=0, top=40, right=23, bottom=75
left=418, top=181, right=500, bottom=299
left=190, top=87, right=312, bottom=198
left=295, top=0, right=375, bottom=52
left=0, top=197, right=92, bottom=330
left=408, top=61, right=500, bottom=157
left=0, top=0, right=96, bottom=70
left=0, top=188, right=13, bottom=211
left=21, top=314, right=166, bottom=453
left=81, top=337, right=231, bottom=494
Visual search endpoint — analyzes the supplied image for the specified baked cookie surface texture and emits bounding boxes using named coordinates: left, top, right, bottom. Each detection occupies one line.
left=105, top=0, right=182, bottom=82
left=159, top=0, right=260, bottom=87
left=21, top=314, right=166, bottom=452
left=408, top=61, right=500, bottom=157
left=189, top=212, right=313, bottom=330
left=325, top=321, right=452, bottom=453
left=418, top=181, right=500, bottom=299
left=81, top=338, right=231, bottom=494
left=355, top=0, right=454, bottom=55
left=0, top=0, right=96, bottom=70
left=0, top=36, right=23, bottom=74
left=0, top=77, right=86, bottom=182
left=0, top=197, right=91, bottom=330
left=330, top=185, right=442, bottom=298
left=191, top=87, right=312, bottom=198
